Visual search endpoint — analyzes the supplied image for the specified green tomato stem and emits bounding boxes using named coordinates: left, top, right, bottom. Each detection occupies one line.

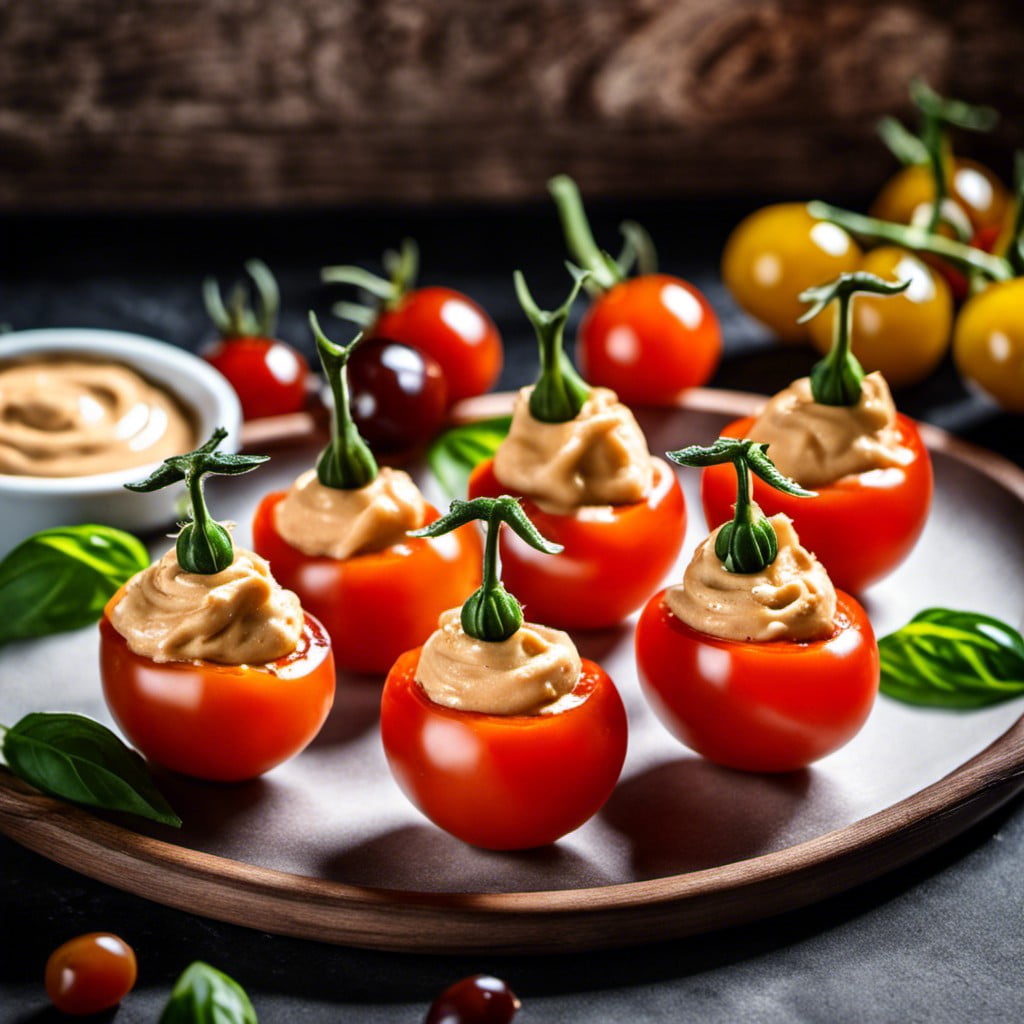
left=548, top=175, right=621, bottom=292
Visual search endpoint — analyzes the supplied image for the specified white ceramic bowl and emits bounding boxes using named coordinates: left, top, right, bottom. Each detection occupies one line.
left=0, top=328, right=242, bottom=555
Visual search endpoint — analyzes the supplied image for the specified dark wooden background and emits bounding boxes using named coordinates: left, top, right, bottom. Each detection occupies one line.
left=2, top=0, right=1023, bottom=210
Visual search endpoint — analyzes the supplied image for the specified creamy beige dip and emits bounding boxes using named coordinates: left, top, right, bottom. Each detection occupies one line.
left=274, top=466, right=427, bottom=560
left=665, top=514, right=836, bottom=642
left=493, top=386, right=654, bottom=512
left=415, top=608, right=582, bottom=715
left=746, top=373, right=911, bottom=488
left=0, top=358, right=196, bottom=477
left=110, top=546, right=304, bottom=664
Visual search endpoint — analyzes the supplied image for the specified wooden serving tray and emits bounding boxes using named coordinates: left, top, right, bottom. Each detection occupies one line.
left=2, top=389, right=1023, bottom=954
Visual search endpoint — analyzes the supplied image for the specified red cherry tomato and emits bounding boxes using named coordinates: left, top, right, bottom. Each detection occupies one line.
left=636, top=590, right=879, bottom=772
left=576, top=273, right=721, bottom=405
left=467, top=457, right=686, bottom=630
left=373, top=287, right=502, bottom=405
left=45, top=932, right=137, bottom=1016
left=425, top=975, right=521, bottom=1024
left=381, top=648, right=627, bottom=849
left=253, top=494, right=480, bottom=674
left=100, top=606, right=335, bottom=781
left=204, top=335, right=310, bottom=420
left=700, top=414, right=933, bottom=594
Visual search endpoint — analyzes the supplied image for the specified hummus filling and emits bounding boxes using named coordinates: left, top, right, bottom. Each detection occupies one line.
left=665, top=514, right=836, bottom=642
left=416, top=608, right=582, bottom=715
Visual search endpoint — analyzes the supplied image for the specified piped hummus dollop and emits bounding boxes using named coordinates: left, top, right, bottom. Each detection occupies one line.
left=746, top=372, right=911, bottom=487
left=666, top=513, right=836, bottom=642
left=110, top=547, right=304, bottom=664
left=493, top=386, right=654, bottom=511
left=415, top=608, right=582, bottom=715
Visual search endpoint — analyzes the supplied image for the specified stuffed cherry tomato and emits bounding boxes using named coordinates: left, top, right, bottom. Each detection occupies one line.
left=380, top=496, right=627, bottom=850
left=549, top=175, right=720, bottom=403
left=953, top=277, right=1024, bottom=412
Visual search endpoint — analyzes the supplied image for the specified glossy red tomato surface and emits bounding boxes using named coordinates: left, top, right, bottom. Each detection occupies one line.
left=700, top=414, right=932, bottom=594
left=381, top=649, right=627, bottom=849
left=373, top=287, right=502, bottom=405
left=45, top=932, right=138, bottom=1016
left=204, top=335, right=310, bottom=420
left=577, top=274, right=722, bottom=405
left=425, top=975, right=521, bottom=1024
left=636, top=590, right=879, bottom=772
left=253, top=493, right=481, bottom=674
left=100, top=606, right=335, bottom=781
left=468, top=456, right=686, bottom=630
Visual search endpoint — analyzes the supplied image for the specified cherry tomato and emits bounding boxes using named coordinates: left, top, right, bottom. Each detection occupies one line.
left=952, top=277, right=1024, bottom=412
left=373, top=287, right=502, bottom=405
left=348, top=337, right=448, bottom=457
left=576, top=273, right=721, bottom=405
left=721, top=203, right=863, bottom=342
left=467, top=456, right=686, bottom=630
left=204, top=335, right=310, bottom=420
left=100, top=606, right=335, bottom=781
left=45, top=932, right=137, bottom=1016
left=636, top=589, right=878, bottom=772
left=381, top=648, right=627, bottom=849
left=425, top=975, right=521, bottom=1024
left=252, top=494, right=480, bottom=674
left=701, top=414, right=933, bottom=594
left=806, top=247, right=952, bottom=388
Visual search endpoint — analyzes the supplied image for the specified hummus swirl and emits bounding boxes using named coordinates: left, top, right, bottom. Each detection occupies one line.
left=746, top=373, right=911, bottom=488
left=493, top=386, right=654, bottom=512
left=415, top=608, right=582, bottom=715
left=110, top=547, right=304, bottom=664
left=274, top=466, right=427, bottom=560
left=665, top=514, right=836, bottom=642
left=0, top=358, right=196, bottom=477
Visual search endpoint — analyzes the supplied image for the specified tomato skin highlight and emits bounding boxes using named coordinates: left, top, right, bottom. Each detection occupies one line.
left=700, top=414, right=932, bottom=594
left=100, top=608, right=335, bottom=781
left=45, top=932, right=138, bottom=1016
left=468, top=456, right=686, bottom=630
left=373, top=287, right=502, bottom=405
left=577, top=274, right=721, bottom=405
left=636, top=591, right=879, bottom=772
left=204, top=335, right=310, bottom=420
left=380, top=649, right=628, bottom=849
left=252, top=493, right=481, bottom=674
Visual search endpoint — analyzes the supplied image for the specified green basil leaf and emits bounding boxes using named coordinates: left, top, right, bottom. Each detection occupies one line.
left=0, top=525, right=149, bottom=646
left=160, top=962, right=258, bottom=1024
left=2, top=713, right=181, bottom=827
left=879, top=608, right=1024, bottom=709
left=427, top=416, right=511, bottom=499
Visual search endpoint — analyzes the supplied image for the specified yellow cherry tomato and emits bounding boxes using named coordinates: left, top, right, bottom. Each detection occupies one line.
left=721, top=203, right=862, bottom=342
left=806, top=247, right=952, bottom=388
left=953, top=278, right=1024, bottom=412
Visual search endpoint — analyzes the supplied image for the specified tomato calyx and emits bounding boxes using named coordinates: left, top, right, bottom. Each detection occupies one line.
left=321, top=237, right=419, bottom=327
left=203, top=258, right=279, bottom=339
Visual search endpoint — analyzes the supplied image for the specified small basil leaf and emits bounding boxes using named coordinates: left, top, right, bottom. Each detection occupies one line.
left=427, top=416, right=511, bottom=499
left=2, top=713, right=181, bottom=827
left=879, top=608, right=1024, bottom=709
left=160, top=962, right=258, bottom=1024
left=0, top=525, right=149, bottom=646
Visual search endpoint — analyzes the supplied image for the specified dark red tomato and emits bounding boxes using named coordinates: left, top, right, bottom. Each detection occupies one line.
left=45, top=932, right=138, bottom=1016
left=204, top=335, right=310, bottom=420
left=425, top=975, right=521, bottom=1024
left=373, top=287, right=502, bottom=405
left=381, top=649, right=627, bottom=849
left=577, top=274, right=721, bottom=405
left=701, top=414, right=933, bottom=594
left=468, top=456, right=686, bottom=629
left=100, top=606, right=335, bottom=781
left=348, top=337, right=447, bottom=457
left=252, top=494, right=480, bottom=675
left=636, top=590, right=879, bottom=772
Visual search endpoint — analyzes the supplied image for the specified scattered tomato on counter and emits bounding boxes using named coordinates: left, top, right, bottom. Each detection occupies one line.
left=637, top=438, right=880, bottom=772
left=45, top=932, right=137, bottom=1016
left=381, top=495, right=628, bottom=850
left=548, top=174, right=720, bottom=403
left=425, top=975, right=521, bottom=1024
left=203, top=259, right=311, bottom=419
left=323, top=239, right=502, bottom=405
